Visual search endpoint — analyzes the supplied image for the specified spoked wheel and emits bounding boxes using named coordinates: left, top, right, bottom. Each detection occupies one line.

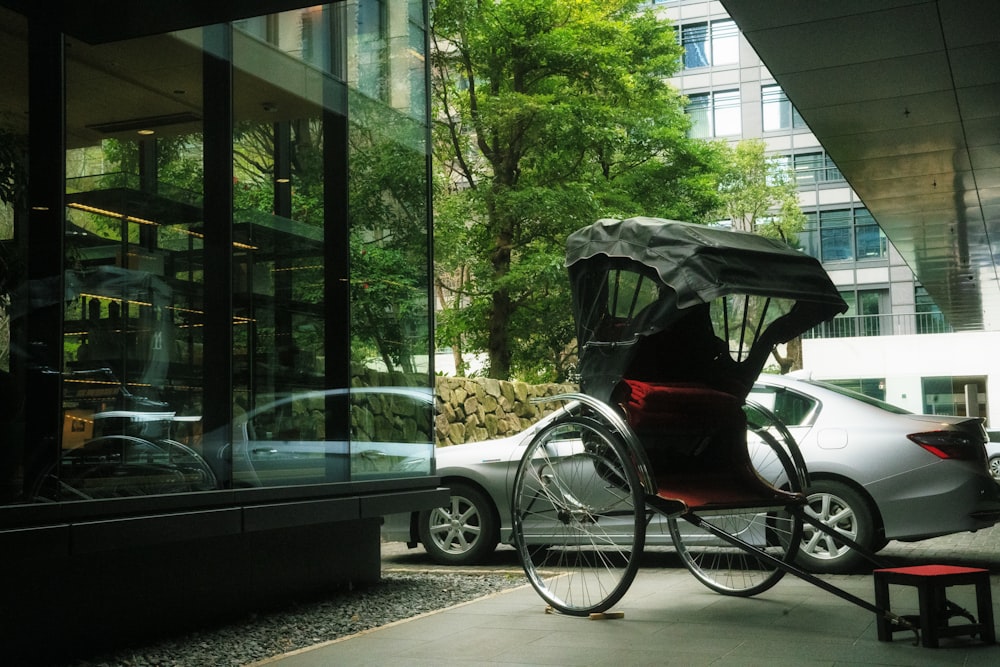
left=512, top=414, right=646, bottom=616
left=668, top=426, right=804, bottom=597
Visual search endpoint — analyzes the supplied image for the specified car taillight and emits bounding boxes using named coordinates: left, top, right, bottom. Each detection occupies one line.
left=908, top=431, right=984, bottom=461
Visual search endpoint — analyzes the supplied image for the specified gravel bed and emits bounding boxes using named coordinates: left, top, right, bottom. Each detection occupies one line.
left=61, top=572, right=524, bottom=667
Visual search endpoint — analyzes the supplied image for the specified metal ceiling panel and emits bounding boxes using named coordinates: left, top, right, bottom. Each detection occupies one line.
left=722, top=0, right=1000, bottom=331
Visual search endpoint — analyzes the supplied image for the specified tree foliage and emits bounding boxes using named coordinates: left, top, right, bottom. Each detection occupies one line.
left=715, top=139, right=804, bottom=241
left=431, top=0, right=725, bottom=381
left=712, top=138, right=808, bottom=374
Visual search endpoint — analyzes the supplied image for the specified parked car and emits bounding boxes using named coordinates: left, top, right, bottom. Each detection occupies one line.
left=225, top=386, right=435, bottom=487
left=987, top=431, right=1000, bottom=482
left=382, top=374, right=1000, bottom=573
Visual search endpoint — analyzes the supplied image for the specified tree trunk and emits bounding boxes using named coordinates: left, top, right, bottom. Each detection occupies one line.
left=485, top=188, right=516, bottom=379
left=487, top=286, right=513, bottom=379
left=772, top=336, right=804, bottom=375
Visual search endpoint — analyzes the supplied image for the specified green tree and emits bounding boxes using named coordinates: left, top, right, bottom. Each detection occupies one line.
left=713, top=139, right=808, bottom=374
left=431, top=0, right=724, bottom=381
left=715, top=139, right=804, bottom=241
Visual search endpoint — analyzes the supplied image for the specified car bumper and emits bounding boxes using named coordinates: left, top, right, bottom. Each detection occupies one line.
left=873, top=463, right=1000, bottom=540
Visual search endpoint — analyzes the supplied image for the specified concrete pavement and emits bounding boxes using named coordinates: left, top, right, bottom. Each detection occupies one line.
left=252, top=527, right=1000, bottom=665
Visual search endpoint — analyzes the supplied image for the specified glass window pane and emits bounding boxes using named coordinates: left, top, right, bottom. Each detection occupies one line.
left=762, top=84, right=789, bottom=131
left=682, top=23, right=709, bottom=69
left=799, top=211, right=819, bottom=257
left=711, top=20, right=739, bottom=65
left=0, top=9, right=26, bottom=505
left=686, top=93, right=710, bottom=138
left=713, top=89, right=741, bottom=136
left=824, top=153, right=843, bottom=181
left=57, top=30, right=209, bottom=502
left=821, top=226, right=853, bottom=261
left=793, top=152, right=822, bottom=185
left=348, top=2, right=433, bottom=478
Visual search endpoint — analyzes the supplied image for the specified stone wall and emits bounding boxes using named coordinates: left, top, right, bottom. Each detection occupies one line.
left=350, top=365, right=577, bottom=447
left=434, top=377, right=577, bottom=446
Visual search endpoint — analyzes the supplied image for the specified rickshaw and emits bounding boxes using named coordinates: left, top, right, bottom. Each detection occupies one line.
left=509, top=217, right=928, bottom=633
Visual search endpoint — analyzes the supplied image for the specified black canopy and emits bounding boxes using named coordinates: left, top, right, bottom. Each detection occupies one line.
left=566, top=217, right=848, bottom=401
left=567, top=217, right=847, bottom=309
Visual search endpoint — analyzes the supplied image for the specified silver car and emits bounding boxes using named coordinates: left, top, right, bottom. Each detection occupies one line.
left=988, top=432, right=1000, bottom=482
left=382, top=374, right=1000, bottom=573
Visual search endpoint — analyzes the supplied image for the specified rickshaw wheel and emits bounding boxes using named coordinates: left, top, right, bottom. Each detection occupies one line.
left=512, top=414, right=646, bottom=616
left=667, top=426, right=804, bottom=597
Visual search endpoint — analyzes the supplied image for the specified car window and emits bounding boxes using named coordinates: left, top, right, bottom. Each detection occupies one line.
left=750, top=385, right=817, bottom=427
left=774, top=389, right=816, bottom=426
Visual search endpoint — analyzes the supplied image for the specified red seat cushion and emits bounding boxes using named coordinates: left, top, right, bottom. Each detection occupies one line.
left=616, top=379, right=743, bottom=430
left=615, top=379, right=803, bottom=510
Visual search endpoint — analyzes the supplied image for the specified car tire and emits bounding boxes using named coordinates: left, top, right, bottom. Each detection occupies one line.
left=419, top=482, right=499, bottom=565
left=989, top=456, right=1000, bottom=483
left=795, top=480, right=875, bottom=574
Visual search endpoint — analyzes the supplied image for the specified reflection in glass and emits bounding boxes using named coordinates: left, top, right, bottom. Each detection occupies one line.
left=48, top=30, right=209, bottom=502
left=8, top=2, right=433, bottom=502
left=227, top=2, right=434, bottom=487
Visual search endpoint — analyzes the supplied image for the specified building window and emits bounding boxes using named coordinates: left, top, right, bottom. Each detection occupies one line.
left=762, top=84, right=806, bottom=131
left=922, top=376, right=987, bottom=421
left=819, top=209, right=852, bottom=262
left=813, top=207, right=885, bottom=263
left=686, top=89, right=741, bottom=138
left=915, top=285, right=951, bottom=334
left=679, top=19, right=738, bottom=69
left=822, top=288, right=887, bottom=338
left=790, top=151, right=843, bottom=186
left=854, top=208, right=886, bottom=259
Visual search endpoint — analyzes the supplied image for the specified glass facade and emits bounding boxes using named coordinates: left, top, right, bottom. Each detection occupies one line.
left=0, top=2, right=434, bottom=505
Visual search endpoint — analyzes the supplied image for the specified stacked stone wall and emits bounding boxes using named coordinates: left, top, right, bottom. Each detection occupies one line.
left=351, top=365, right=577, bottom=446
left=434, top=377, right=577, bottom=446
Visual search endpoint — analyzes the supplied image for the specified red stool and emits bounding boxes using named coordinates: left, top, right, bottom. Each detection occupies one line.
left=873, top=565, right=996, bottom=648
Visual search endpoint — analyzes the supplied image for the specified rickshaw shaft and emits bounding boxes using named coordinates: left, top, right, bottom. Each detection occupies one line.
left=681, top=510, right=918, bottom=641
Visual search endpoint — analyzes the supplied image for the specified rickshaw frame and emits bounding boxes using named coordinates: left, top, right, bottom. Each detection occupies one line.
left=510, top=217, right=924, bottom=639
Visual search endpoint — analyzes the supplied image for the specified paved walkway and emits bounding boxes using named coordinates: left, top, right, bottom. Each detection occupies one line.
left=253, top=527, right=1000, bottom=666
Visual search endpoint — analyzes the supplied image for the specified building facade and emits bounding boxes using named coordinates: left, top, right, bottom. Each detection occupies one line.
left=0, top=2, right=444, bottom=660
left=652, top=0, right=1000, bottom=428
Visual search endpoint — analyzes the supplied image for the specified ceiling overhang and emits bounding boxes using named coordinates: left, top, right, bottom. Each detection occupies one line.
left=0, top=1, right=330, bottom=44
left=721, top=0, right=1000, bottom=331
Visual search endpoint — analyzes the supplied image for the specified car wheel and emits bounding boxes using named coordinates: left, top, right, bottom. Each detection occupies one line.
left=419, top=482, right=499, bottom=565
left=795, top=480, right=875, bottom=574
left=989, top=456, right=1000, bottom=482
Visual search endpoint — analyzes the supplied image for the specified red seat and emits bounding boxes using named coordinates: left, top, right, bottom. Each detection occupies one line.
left=616, top=379, right=801, bottom=511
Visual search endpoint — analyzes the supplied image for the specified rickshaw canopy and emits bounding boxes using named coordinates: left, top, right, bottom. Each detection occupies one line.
left=566, top=217, right=848, bottom=401
left=567, top=217, right=847, bottom=309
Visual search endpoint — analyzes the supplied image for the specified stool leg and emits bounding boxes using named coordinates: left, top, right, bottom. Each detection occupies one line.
left=874, top=575, right=893, bottom=642
left=974, top=578, right=996, bottom=644
left=916, top=584, right=939, bottom=648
